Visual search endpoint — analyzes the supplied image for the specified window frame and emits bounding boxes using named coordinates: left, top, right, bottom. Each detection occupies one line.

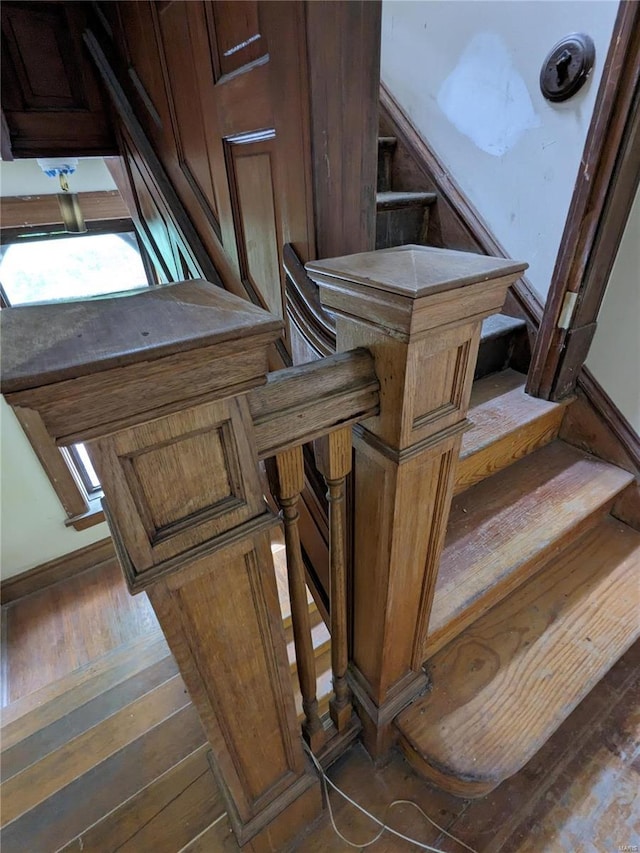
left=1, top=195, right=154, bottom=530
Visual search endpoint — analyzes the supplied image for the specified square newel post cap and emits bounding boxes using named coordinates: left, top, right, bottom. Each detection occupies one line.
left=1, top=281, right=283, bottom=444
left=306, top=245, right=528, bottom=340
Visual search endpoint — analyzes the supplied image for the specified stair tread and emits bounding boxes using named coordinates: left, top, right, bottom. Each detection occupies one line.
left=428, top=441, right=634, bottom=655
left=455, top=370, right=567, bottom=495
left=398, top=517, right=640, bottom=795
left=462, top=369, right=563, bottom=459
left=376, top=190, right=437, bottom=209
left=480, top=313, right=526, bottom=342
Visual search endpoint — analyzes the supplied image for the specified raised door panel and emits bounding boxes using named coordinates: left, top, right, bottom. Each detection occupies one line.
left=226, top=134, right=284, bottom=319
left=153, top=1, right=221, bottom=237
left=209, top=0, right=266, bottom=79
left=112, top=1, right=172, bottom=150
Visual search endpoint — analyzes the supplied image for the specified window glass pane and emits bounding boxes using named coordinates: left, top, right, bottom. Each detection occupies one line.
left=74, top=443, right=101, bottom=492
left=0, top=233, right=148, bottom=305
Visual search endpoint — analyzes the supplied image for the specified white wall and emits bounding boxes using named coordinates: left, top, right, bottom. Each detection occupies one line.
left=0, top=157, right=116, bottom=196
left=1, top=157, right=114, bottom=580
left=1, top=400, right=109, bottom=579
left=586, top=187, right=640, bottom=434
left=381, top=0, right=619, bottom=299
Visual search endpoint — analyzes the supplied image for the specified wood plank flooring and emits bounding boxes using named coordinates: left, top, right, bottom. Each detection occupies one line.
left=1, top=560, right=158, bottom=704
left=1, top=554, right=638, bottom=852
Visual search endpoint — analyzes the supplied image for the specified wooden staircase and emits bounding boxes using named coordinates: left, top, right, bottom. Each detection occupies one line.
left=375, top=133, right=530, bottom=382
left=395, top=368, right=640, bottom=797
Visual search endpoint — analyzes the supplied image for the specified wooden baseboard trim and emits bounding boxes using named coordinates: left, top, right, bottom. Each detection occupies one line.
left=578, top=368, right=640, bottom=471
left=379, top=82, right=543, bottom=330
left=1, top=538, right=116, bottom=606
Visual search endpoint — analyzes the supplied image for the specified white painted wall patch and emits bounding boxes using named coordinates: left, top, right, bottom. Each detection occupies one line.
left=437, top=33, right=541, bottom=157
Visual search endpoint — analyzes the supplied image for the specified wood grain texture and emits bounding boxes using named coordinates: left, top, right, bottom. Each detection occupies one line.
left=561, top=367, right=640, bottom=476
left=306, top=0, right=380, bottom=259
left=59, top=745, right=223, bottom=853
left=0, top=279, right=281, bottom=395
left=527, top=2, right=640, bottom=399
left=147, top=529, right=320, bottom=845
left=0, top=627, right=168, bottom=739
left=0, top=703, right=206, bottom=853
left=308, top=245, right=518, bottom=757
left=455, top=369, right=567, bottom=495
left=1, top=674, right=190, bottom=824
left=307, top=243, right=526, bottom=302
left=425, top=440, right=634, bottom=659
left=0, top=191, right=129, bottom=230
left=88, top=397, right=264, bottom=577
left=0, top=537, right=114, bottom=606
left=248, top=348, right=379, bottom=460
left=268, top=446, right=326, bottom=752
left=2, top=654, right=179, bottom=782
left=283, top=242, right=336, bottom=361
left=398, top=517, right=640, bottom=797
left=4, top=552, right=638, bottom=851
left=314, top=427, right=353, bottom=732
left=1, top=2, right=117, bottom=157
left=2, top=561, right=158, bottom=706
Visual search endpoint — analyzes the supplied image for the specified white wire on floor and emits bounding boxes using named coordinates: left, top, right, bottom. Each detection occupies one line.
left=304, top=742, right=478, bottom=852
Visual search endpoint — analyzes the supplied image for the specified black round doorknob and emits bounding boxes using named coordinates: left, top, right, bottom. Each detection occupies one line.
left=540, top=33, right=595, bottom=102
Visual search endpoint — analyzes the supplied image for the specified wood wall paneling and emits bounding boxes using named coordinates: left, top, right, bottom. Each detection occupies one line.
left=154, top=1, right=221, bottom=237
left=210, top=0, right=266, bottom=81
left=306, top=0, right=381, bottom=259
left=1, top=2, right=116, bottom=156
left=226, top=133, right=285, bottom=319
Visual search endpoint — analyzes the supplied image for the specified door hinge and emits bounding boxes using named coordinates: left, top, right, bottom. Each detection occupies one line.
left=557, top=291, right=578, bottom=329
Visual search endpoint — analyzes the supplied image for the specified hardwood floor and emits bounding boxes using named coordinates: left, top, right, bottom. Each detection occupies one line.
left=1, top=559, right=638, bottom=852
left=2, top=560, right=158, bottom=705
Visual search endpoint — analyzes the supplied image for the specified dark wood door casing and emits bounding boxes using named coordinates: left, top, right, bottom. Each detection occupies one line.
left=527, top=2, right=640, bottom=401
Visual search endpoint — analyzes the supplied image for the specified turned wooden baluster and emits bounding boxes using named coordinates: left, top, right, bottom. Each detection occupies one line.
left=314, top=426, right=353, bottom=732
left=267, top=446, right=327, bottom=752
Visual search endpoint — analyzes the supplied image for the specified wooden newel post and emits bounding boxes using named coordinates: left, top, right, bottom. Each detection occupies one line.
left=0, top=282, right=321, bottom=850
left=307, top=245, right=527, bottom=757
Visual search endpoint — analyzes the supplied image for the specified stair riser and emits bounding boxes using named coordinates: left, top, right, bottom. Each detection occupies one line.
left=454, top=407, right=565, bottom=496
left=400, top=742, right=495, bottom=798
left=474, top=327, right=529, bottom=381
left=377, top=148, right=393, bottom=193
left=376, top=206, right=428, bottom=249
left=423, top=495, right=624, bottom=660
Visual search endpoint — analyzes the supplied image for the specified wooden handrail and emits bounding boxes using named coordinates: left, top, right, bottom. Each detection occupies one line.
left=249, top=348, right=379, bottom=459
left=283, top=243, right=336, bottom=359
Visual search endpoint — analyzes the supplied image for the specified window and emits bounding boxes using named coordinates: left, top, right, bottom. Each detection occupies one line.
left=1, top=223, right=154, bottom=529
